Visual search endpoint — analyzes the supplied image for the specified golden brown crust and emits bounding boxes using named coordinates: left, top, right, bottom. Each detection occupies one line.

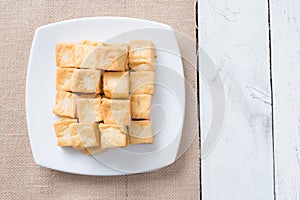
left=130, top=71, right=155, bottom=95
left=54, top=41, right=157, bottom=153
left=130, top=94, right=152, bottom=119
left=69, top=124, right=83, bottom=149
left=125, top=53, right=129, bottom=71
left=77, top=43, right=128, bottom=71
left=56, top=43, right=76, bottom=67
left=57, top=42, right=128, bottom=71
left=129, top=135, right=153, bottom=144
left=80, top=40, right=101, bottom=46
left=53, top=118, right=77, bottom=137
left=99, top=123, right=129, bottom=148
left=53, top=118, right=77, bottom=146
left=74, top=44, right=98, bottom=68
left=56, top=42, right=130, bottom=71
left=56, top=68, right=101, bottom=93
left=95, top=44, right=128, bottom=71
left=52, top=91, right=77, bottom=118
left=128, top=40, right=155, bottom=66
left=77, top=98, right=102, bottom=123
left=103, top=72, right=129, bottom=98
left=69, top=123, right=100, bottom=150
left=100, top=98, right=131, bottom=126
left=70, top=69, right=101, bottom=93
left=129, top=63, right=156, bottom=71
left=56, top=68, right=75, bottom=91
left=129, top=120, right=154, bottom=144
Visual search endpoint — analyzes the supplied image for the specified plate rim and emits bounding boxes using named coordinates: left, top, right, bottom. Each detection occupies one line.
left=26, top=16, right=185, bottom=176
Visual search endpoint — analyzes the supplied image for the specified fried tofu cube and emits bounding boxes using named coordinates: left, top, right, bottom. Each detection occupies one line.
left=129, top=120, right=154, bottom=144
left=130, top=94, right=152, bottom=119
left=74, top=44, right=98, bottom=68
left=96, top=44, right=128, bottom=71
left=77, top=97, right=102, bottom=123
left=99, top=123, right=129, bottom=148
left=56, top=42, right=128, bottom=71
left=56, top=68, right=101, bottom=93
left=129, top=63, right=156, bottom=71
left=56, top=42, right=99, bottom=68
left=52, top=91, right=77, bottom=118
left=56, top=43, right=76, bottom=67
left=56, top=68, right=75, bottom=91
left=82, top=146, right=106, bottom=156
left=81, top=43, right=128, bottom=71
left=129, top=40, right=155, bottom=66
left=69, top=123, right=100, bottom=150
left=100, top=98, right=131, bottom=126
left=53, top=118, right=77, bottom=146
left=103, top=72, right=129, bottom=98
left=130, top=71, right=155, bottom=95
left=71, top=69, right=101, bottom=93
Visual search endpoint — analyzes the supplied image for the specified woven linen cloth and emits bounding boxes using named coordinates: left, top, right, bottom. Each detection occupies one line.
left=0, top=0, right=200, bottom=199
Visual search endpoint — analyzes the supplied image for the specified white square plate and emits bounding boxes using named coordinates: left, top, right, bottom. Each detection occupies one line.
left=26, top=17, right=185, bottom=175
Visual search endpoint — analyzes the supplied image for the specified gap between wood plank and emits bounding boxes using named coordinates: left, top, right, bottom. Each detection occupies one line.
left=195, top=1, right=202, bottom=199
left=267, top=0, right=276, bottom=199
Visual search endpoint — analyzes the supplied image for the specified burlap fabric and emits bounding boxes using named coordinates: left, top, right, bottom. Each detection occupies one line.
left=0, top=0, right=199, bottom=199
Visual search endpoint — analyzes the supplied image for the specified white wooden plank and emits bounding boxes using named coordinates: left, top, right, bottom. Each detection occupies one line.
left=199, top=0, right=274, bottom=199
left=270, top=0, right=300, bottom=199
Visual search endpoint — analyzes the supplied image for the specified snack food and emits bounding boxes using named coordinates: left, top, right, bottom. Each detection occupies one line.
left=71, top=68, right=101, bottom=93
left=56, top=43, right=76, bottom=67
left=129, top=120, right=154, bottom=144
left=56, top=68, right=75, bottom=91
left=53, top=118, right=78, bottom=146
left=130, top=94, right=152, bottom=119
left=52, top=91, right=77, bottom=118
left=130, top=71, right=155, bottom=95
left=89, top=44, right=128, bottom=71
left=129, top=40, right=155, bottom=66
left=77, top=98, right=102, bottom=123
left=56, top=68, right=101, bottom=93
left=100, top=98, right=131, bottom=126
left=69, top=123, right=100, bottom=150
left=103, top=72, right=129, bottom=98
left=56, top=42, right=128, bottom=71
left=53, top=40, right=156, bottom=155
left=99, top=123, right=129, bottom=148
left=129, top=63, right=155, bottom=71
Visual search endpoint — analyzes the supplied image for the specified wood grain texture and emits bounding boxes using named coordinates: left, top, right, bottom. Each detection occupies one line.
left=270, top=0, right=300, bottom=199
left=0, top=1, right=199, bottom=199
left=199, top=0, right=274, bottom=199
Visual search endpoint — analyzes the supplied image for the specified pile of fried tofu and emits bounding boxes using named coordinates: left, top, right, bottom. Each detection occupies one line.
left=52, top=40, right=156, bottom=155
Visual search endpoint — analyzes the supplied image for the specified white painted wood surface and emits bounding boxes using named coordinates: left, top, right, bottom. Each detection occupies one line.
left=270, top=0, right=300, bottom=199
left=199, top=0, right=274, bottom=199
